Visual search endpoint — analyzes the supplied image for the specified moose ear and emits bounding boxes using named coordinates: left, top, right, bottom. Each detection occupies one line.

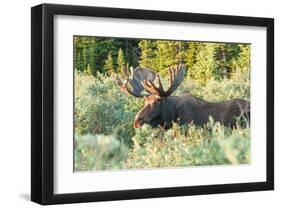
left=160, top=100, right=175, bottom=129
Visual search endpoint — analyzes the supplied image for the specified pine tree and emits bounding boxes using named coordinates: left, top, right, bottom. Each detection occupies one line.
left=189, top=43, right=216, bottom=85
left=85, top=63, right=92, bottom=75
left=138, top=40, right=157, bottom=69
left=154, top=41, right=168, bottom=73
left=175, top=41, right=187, bottom=64
left=89, top=46, right=96, bottom=75
left=229, top=44, right=250, bottom=78
left=74, top=37, right=85, bottom=72
left=186, top=42, right=202, bottom=74
left=76, top=52, right=84, bottom=72
left=104, top=51, right=114, bottom=75
left=213, top=43, right=241, bottom=79
left=154, top=41, right=187, bottom=75
left=117, top=48, right=125, bottom=73
left=82, top=46, right=88, bottom=71
left=157, top=41, right=176, bottom=68
left=213, top=43, right=228, bottom=79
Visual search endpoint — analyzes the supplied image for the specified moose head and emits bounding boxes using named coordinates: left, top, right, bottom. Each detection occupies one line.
left=116, top=65, right=186, bottom=129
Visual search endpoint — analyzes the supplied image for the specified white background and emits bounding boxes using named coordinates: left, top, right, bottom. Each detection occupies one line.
left=0, top=0, right=279, bottom=208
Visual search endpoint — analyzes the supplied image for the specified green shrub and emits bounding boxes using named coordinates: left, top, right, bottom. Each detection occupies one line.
left=75, top=72, right=142, bottom=145
left=124, top=119, right=250, bottom=169
left=178, top=72, right=250, bottom=102
left=74, top=70, right=250, bottom=171
left=75, top=134, right=128, bottom=171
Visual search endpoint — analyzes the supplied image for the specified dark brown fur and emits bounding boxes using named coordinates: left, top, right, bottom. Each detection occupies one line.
left=134, top=94, right=250, bottom=129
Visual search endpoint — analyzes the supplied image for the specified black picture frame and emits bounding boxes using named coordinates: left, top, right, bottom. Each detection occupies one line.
left=31, top=3, right=274, bottom=205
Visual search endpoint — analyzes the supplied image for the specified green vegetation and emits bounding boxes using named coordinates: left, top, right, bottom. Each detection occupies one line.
left=74, top=72, right=250, bottom=171
left=74, top=36, right=250, bottom=171
left=74, top=37, right=250, bottom=84
left=74, top=36, right=139, bottom=75
left=126, top=122, right=250, bottom=168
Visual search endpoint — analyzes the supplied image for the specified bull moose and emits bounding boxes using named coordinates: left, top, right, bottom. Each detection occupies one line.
left=116, top=65, right=250, bottom=129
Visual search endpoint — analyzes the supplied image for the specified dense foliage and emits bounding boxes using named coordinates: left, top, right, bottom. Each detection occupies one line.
left=74, top=37, right=250, bottom=171
left=74, top=70, right=250, bottom=171
left=74, top=36, right=139, bottom=75
left=126, top=122, right=250, bottom=168
left=74, top=36, right=250, bottom=84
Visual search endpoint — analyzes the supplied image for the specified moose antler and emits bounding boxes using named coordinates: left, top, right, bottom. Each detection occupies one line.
left=116, top=65, right=156, bottom=98
left=141, top=64, right=186, bottom=97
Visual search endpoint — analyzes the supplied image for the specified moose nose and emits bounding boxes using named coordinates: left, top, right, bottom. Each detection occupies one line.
left=134, top=118, right=144, bottom=128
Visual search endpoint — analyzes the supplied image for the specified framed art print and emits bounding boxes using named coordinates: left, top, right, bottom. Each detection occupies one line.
left=31, top=3, right=274, bottom=205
